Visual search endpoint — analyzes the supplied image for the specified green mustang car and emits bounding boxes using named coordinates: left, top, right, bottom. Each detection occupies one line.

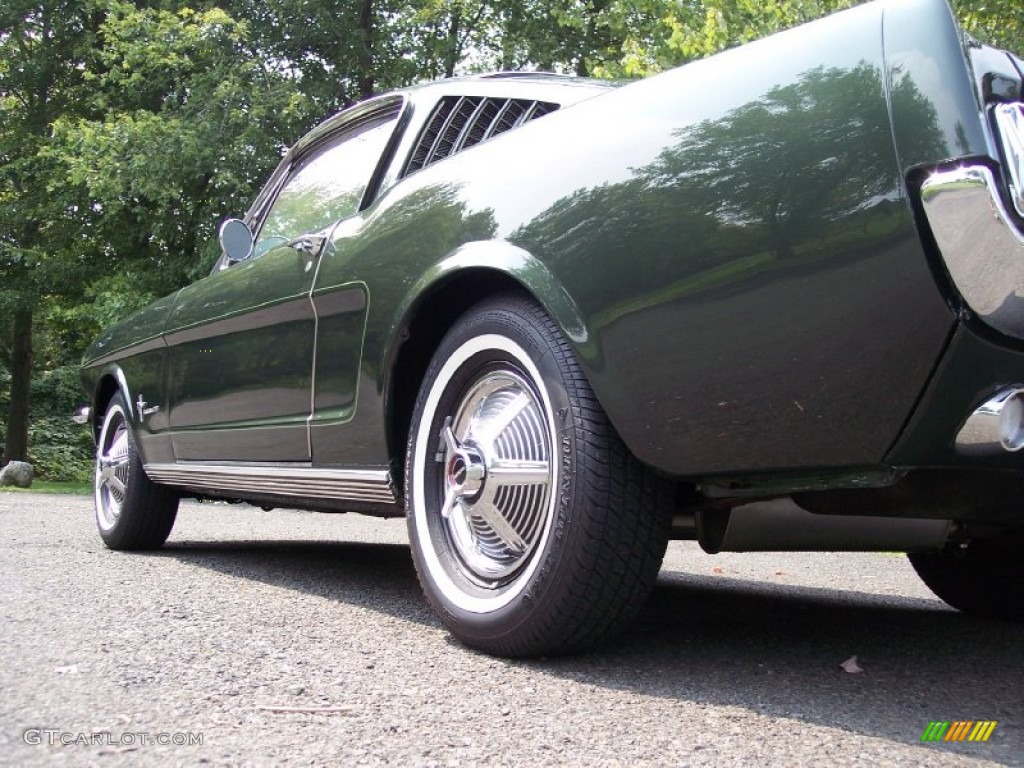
left=80, top=0, right=1024, bottom=655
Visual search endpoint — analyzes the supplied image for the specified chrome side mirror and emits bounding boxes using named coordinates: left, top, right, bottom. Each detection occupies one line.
left=218, top=218, right=254, bottom=263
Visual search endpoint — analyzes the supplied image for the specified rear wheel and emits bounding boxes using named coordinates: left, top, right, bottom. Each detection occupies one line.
left=908, top=530, right=1024, bottom=620
left=94, top=393, right=178, bottom=550
left=406, top=295, right=672, bottom=657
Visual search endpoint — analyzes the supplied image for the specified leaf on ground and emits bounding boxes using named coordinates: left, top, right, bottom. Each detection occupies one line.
left=840, top=656, right=864, bottom=674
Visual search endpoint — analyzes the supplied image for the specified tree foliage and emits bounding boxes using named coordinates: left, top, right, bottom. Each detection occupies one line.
left=956, top=0, right=1024, bottom=51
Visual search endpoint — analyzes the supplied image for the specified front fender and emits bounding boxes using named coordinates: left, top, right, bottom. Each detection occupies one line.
left=86, top=364, right=134, bottom=436
left=83, top=358, right=175, bottom=466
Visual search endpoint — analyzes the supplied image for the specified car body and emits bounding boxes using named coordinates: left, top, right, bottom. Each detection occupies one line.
left=81, top=0, right=1024, bottom=655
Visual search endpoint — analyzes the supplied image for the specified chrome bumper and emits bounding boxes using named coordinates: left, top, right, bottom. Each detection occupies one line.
left=921, top=164, right=1024, bottom=338
left=994, top=103, right=1024, bottom=217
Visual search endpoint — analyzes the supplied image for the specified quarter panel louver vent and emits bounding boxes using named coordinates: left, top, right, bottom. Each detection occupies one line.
left=404, top=96, right=559, bottom=176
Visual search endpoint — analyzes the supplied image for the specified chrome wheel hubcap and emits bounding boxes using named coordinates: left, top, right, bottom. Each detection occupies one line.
left=437, top=370, right=554, bottom=584
left=95, top=407, right=130, bottom=531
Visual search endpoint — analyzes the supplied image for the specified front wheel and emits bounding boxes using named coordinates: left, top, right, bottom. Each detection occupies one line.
left=406, top=295, right=672, bottom=657
left=94, top=393, right=179, bottom=550
left=908, top=530, right=1024, bottom=620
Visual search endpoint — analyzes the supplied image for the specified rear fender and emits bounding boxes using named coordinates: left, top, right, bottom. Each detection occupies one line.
left=383, top=239, right=591, bottom=376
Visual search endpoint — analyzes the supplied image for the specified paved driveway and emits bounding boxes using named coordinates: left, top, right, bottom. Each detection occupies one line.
left=1, top=492, right=1020, bottom=766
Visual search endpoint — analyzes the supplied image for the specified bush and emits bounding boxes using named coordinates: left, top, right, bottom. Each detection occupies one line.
left=31, top=364, right=87, bottom=416
left=11, top=364, right=95, bottom=482
left=28, top=415, right=93, bottom=482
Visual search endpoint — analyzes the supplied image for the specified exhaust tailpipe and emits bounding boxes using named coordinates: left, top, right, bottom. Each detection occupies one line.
left=956, top=386, right=1024, bottom=454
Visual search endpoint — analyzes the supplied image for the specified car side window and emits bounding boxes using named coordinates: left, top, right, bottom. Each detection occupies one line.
left=252, top=114, right=398, bottom=258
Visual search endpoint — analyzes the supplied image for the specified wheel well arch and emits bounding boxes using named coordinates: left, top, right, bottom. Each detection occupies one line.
left=385, top=268, right=532, bottom=493
left=91, top=371, right=128, bottom=439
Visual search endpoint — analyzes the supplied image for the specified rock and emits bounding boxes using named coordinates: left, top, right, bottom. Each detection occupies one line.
left=0, top=461, right=33, bottom=488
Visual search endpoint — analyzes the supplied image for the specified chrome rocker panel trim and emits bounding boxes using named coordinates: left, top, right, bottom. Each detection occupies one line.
left=143, top=463, right=396, bottom=505
left=920, top=164, right=1024, bottom=338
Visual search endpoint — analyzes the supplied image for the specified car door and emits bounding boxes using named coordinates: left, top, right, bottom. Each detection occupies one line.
left=164, top=102, right=403, bottom=462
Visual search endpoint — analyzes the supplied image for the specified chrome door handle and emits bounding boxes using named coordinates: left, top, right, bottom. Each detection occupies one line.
left=287, top=235, right=327, bottom=257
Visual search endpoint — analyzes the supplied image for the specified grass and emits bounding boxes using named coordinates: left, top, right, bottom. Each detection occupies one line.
left=1, top=480, right=92, bottom=495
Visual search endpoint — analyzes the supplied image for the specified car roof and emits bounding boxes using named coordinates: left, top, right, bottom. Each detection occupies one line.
left=398, top=71, right=618, bottom=107
left=294, top=72, right=616, bottom=160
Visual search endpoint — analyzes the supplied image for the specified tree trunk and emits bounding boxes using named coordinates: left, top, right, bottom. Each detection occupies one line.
left=444, top=10, right=462, bottom=79
left=3, top=308, right=33, bottom=466
left=357, top=0, right=375, bottom=99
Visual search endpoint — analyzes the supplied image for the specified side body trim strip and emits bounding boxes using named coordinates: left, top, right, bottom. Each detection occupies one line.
left=144, top=463, right=396, bottom=504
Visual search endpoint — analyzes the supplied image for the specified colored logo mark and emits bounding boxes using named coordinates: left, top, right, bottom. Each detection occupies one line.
left=921, top=721, right=997, bottom=742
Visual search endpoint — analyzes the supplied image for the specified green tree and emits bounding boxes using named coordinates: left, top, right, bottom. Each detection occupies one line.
left=0, top=0, right=100, bottom=464
left=1, top=1, right=309, bottom=470
left=956, top=0, right=1024, bottom=51
left=220, top=0, right=397, bottom=111
left=54, top=1, right=311, bottom=284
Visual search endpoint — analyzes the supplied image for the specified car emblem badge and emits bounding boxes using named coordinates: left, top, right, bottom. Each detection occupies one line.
left=136, top=394, right=160, bottom=420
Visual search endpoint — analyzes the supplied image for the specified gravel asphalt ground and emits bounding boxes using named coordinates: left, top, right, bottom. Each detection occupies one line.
left=1, top=491, right=1021, bottom=767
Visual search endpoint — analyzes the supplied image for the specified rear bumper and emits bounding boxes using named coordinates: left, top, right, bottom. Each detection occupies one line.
left=921, top=163, right=1024, bottom=339
left=903, top=131, right=1024, bottom=468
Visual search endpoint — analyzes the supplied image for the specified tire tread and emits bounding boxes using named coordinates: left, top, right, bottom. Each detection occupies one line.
left=908, top=534, right=1024, bottom=621
left=97, top=395, right=178, bottom=551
